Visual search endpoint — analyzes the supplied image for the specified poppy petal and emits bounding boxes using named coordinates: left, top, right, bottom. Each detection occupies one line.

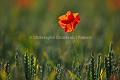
left=73, top=13, right=80, bottom=23
left=64, top=24, right=74, bottom=32
left=58, top=20, right=66, bottom=28
left=73, top=13, right=79, bottom=17
left=66, top=11, right=74, bottom=22
left=71, top=21, right=77, bottom=28
left=61, top=20, right=70, bottom=24
left=58, top=15, right=66, bottom=20
left=59, top=11, right=74, bottom=24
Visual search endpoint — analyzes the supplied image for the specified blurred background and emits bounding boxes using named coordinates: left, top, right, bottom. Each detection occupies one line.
left=0, top=0, right=120, bottom=67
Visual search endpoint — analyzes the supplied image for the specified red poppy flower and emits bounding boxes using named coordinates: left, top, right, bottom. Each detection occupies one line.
left=58, top=11, right=80, bottom=32
left=107, top=0, right=120, bottom=10
left=16, top=0, right=33, bottom=8
left=109, top=74, right=117, bottom=80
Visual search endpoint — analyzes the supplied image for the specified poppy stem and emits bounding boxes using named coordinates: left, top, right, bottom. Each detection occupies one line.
left=72, top=32, right=79, bottom=61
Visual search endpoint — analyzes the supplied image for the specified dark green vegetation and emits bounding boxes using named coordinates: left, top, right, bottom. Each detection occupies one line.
left=0, top=0, right=120, bottom=80
left=0, top=43, right=119, bottom=80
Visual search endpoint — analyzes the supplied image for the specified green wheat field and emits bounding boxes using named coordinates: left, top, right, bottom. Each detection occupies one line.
left=0, top=0, right=120, bottom=80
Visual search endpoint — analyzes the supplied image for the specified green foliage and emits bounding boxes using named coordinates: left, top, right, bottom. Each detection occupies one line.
left=24, top=53, right=30, bottom=80
left=0, top=0, right=120, bottom=80
left=90, top=52, right=96, bottom=80
left=5, top=61, right=10, bottom=80
left=96, top=54, right=102, bottom=80
left=2, top=43, right=120, bottom=80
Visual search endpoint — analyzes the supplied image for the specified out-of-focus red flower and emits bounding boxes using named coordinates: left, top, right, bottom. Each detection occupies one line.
left=109, top=74, right=117, bottom=80
left=58, top=11, right=80, bottom=32
left=16, top=0, right=33, bottom=8
left=107, top=0, right=120, bottom=10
